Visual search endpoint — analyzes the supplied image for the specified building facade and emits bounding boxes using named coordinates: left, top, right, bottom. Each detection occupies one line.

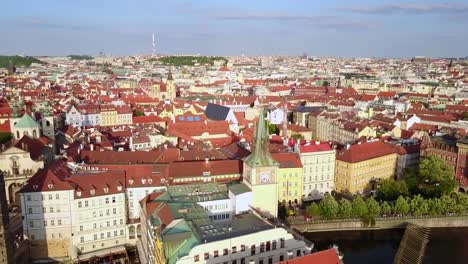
left=335, top=141, right=397, bottom=194
left=139, top=183, right=313, bottom=264
left=297, top=142, right=335, bottom=198
left=272, top=153, right=303, bottom=205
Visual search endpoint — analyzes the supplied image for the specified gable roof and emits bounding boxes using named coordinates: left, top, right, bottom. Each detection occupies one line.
left=336, top=141, right=396, bottom=163
left=14, top=135, right=48, bottom=160
left=204, top=103, right=230, bottom=121
left=14, top=114, right=38, bottom=129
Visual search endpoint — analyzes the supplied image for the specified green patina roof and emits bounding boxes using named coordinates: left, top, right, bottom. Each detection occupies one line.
left=229, top=182, right=251, bottom=195
left=244, top=108, right=279, bottom=167
left=14, top=114, right=38, bottom=129
left=165, top=232, right=199, bottom=264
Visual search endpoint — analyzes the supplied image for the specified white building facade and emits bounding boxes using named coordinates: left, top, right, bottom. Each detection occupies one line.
left=297, top=143, right=336, bottom=197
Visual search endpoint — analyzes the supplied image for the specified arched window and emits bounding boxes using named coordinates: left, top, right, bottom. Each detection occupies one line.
left=46, top=120, right=51, bottom=126
left=32, top=130, right=37, bottom=138
left=16, top=131, right=20, bottom=139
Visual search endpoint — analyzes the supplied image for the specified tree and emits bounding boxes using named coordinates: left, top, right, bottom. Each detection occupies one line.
left=451, top=193, right=468, bottom=215
left=306, top=203, right=321, bottom=218
left=405, top=155, right=456, bottom=197
left=394, top=196, right=410, bottom=215
left=377, top=178, right=409, bottom=201
left=440, top=194, right=457, bottom=215
left=278, top=202, right=287, bottom=220
left=0, top=132, right=12, bottom=144
left=134, top=110, right=144, bottom=117
left=463, top=112, right=468, bottom=121
left=409, top=195, right=428, bottom=216
left=268, top=123, right=279, bottom=135
left=366, top=197, right=381, bottom=217
left=380, top=201, right=392, bottom=215
left=319, top=194, right=339, bottom=219
left=0, top=55, right=45, bottom=68
left=290, top=134, right=304, bottom=140
left=338, top=199, right=353, bottom=218
left=428, top=198, right=444, bottom=216
left=351, top=196, right=368, bottom=218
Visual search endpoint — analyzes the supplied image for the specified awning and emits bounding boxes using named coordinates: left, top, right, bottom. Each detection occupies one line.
left=75, top=245, right=127, bottom=261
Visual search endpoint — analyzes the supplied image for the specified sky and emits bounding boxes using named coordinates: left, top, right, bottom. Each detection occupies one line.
left=0, top=0, right=467, bottom=57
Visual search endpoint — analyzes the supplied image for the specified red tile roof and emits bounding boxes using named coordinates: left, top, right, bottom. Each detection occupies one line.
left=279, top=248, right=340, bottom=264
left=271, top=153, right=302, bottom=168
left=14, top=135, right=48, bottom=160
left=336, top=141, right=396, bottom=163
left=299, top=142, right=332, bottom=153
left=0, top=120, right=11, bottom=133
left=168, top=160, right=242, bottom=181
left=21, top=160, right=73, bottom=192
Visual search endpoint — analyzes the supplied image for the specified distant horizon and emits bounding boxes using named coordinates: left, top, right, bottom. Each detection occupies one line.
left=1, top=53, right=467, bottom=60
left=1, top=1, right=468, bottom=57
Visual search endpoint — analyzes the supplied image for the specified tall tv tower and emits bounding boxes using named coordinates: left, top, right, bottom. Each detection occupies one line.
left=152, top=33, right=156, bottom=57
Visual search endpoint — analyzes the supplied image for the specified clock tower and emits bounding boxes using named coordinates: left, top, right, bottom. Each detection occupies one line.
left=243, top=108, right=279, bottom=217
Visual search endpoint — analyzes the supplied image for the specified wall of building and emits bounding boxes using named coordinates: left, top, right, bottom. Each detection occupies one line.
left=178, top=228, right=311, bottom=264
left=73, top=193, right=127, bottom=255
left=127, top=187, right=166, bottom=220
left=335, top=153, right=397, bottom=194
left=300, top=150, right=335, bottom=196
left=20, top=190, right=75, bottom=261
left=277, top=167, right=303, bottom=204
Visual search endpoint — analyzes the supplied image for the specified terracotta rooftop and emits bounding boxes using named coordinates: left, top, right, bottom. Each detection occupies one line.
left=336, top=141, right=396, bottom=163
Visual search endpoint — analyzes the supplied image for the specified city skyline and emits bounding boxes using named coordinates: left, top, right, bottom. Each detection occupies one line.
left=1, top=0, right=468, bottom=57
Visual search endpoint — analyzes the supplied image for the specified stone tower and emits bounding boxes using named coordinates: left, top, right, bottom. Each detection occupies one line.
left=165, top=68, right=176, bottom=100
left=0, top=172, right=14, bottom=264
left=41, top=101, right=55, bottom=140
left=243, top=108, right=279, bottom=217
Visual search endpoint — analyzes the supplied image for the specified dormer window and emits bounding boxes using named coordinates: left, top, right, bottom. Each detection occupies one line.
left=117, top=186, right=122, bottom=191
left=77, top=191, right=82, bottom=197
left=129, top=179, right=133, bottom=185
left=141, top=179, right=146, bottom=184
left=148, top=179, right=153, bottom=184
left=90, top=190, right=95, bottom=196
left=104, top=187, right=109, bottom=193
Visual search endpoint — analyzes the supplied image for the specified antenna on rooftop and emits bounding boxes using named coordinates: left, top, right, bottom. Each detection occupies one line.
left=152, top=33, right=156, bottom=57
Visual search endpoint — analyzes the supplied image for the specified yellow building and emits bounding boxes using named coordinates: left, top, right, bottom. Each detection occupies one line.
left=149, top=71, right=176, bottom=101
left=272, top=153, right=303, bottom=205
left=335, top=141, right=397, bottom=194
left=100, top=105, right=118, bottom=126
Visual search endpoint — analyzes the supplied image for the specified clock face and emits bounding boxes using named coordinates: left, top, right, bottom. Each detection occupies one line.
left=261, top=172, right=271, bottom=183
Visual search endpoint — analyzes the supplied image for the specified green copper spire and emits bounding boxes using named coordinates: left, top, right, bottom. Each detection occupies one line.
left=43, top=100, right=51, bottom=116
left=244, top=108, right=278, bottom=167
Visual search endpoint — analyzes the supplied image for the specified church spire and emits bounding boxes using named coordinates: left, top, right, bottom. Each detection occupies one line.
left=244, top=108, right=278, bottom=167
left=167, top=67, right=173, bottom=81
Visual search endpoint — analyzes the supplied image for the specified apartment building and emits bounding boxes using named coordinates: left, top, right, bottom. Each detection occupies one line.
left=335, top=141, right=397, bottom=194
left=296, top=142, right=336, bottom=198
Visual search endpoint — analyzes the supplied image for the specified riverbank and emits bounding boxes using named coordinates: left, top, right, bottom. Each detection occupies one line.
left=289, top=215, right=468, bottom=232
left=304, top=227, right=468, bottom=264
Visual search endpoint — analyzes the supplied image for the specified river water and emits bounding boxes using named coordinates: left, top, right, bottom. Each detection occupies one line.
left=305, top=227, right=468, bottom=264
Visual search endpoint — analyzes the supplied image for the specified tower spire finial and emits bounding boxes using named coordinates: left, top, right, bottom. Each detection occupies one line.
left=244, top=107, right=278, bottom=167
left=152, top=33, right=156, bottom=57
